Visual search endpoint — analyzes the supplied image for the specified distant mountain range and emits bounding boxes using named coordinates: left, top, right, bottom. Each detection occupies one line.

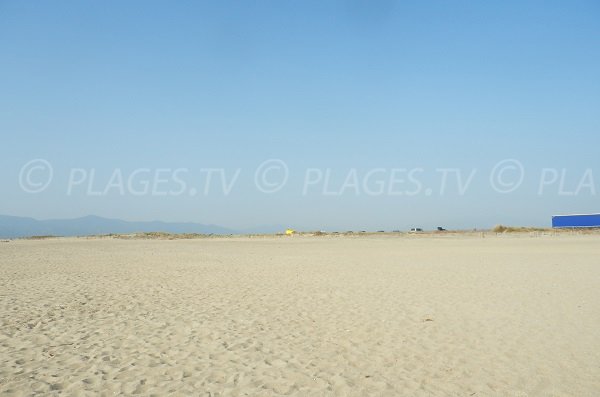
left=0, top=215, right=282, bottom=238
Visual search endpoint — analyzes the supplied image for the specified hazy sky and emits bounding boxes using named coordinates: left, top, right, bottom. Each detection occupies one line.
left=1, top=1, right=599, bottom=231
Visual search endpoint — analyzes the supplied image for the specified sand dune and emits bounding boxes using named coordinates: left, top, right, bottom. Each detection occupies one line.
left=1, top=234, right=599, bottom=396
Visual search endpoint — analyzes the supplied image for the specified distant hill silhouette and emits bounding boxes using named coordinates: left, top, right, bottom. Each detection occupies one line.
left=0, top=215, right=238, bottom=238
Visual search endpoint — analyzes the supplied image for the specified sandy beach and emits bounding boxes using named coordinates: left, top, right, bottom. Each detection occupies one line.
left=1, top=234, right=599, bottom=396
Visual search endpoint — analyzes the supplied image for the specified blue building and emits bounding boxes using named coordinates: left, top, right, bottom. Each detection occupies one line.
left=552, top=213, right=600, bottom=228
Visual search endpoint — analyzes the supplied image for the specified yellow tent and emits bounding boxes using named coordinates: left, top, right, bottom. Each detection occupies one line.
left=285, top=229, right=295, bottom=235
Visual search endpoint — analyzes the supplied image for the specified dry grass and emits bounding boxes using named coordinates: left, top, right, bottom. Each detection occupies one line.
left=492, top=225, right=550, bottom=233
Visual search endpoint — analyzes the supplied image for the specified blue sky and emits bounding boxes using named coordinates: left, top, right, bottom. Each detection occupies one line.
left=1, top=1, right=599, bottom=230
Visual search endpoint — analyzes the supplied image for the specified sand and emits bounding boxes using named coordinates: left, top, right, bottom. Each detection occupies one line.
left=0, top=234, right=599, bottom=396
